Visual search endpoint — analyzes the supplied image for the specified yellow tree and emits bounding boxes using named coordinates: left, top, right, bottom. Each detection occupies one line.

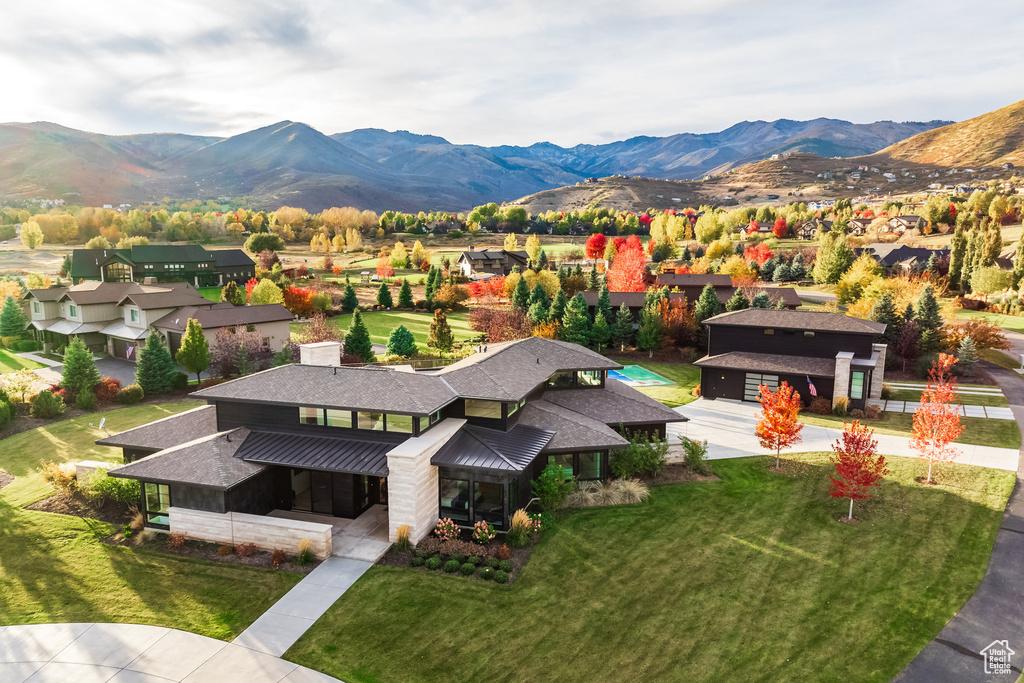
left=410, top=240, right=428, bottom=267
left=331, top=234, right=346, bottom=252
left=504, top=233, right=519, bottom=251
left=20, top=221, right=43, bottom=249
left=525, top=234, right=542, bottom=266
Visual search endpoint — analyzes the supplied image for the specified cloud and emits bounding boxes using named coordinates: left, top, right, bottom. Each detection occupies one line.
left=0, top=0, right=1021, bottom=145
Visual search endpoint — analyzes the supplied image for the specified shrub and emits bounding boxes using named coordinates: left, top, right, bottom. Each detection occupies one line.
left=425, top=556, right=442, bottom=570
left=296, top=537, right=315, bottom=565
left=82, top=469, right=140, bottom=506
left=680, top=436, right=713, bottom=476
left=865, top=405, right=882, bottom=420
left=493, top=570, right=509, bottom=584
left=433, top=517, right=460, bottom=542
left=467, top=555, right=481, bottom=566
left=832, top=396, right=849, bottom=417
left=41, top=460, right=77, bottom=493
left=506, top=509, right=534, bottom=548
left=217, top=544, right=235, bottom=556
left=479, top=566, right=494, bottom=580
left=394, top=524, right=412, bottom=552
left=0, top=400, right=11, bottom=430
left=880, top=383, right=895, bottom=401
left=31, top=390, right=66, bottom=419
left=237, top=542, right=258, bottom=557
left=75, top=388, right=97, bottom=411
left=472, top=520, right=496, bottom=545
left=460, top=562, right=475, bottom=576
left=496, top=544, right=510, bottom=561
left=498, top=559, right=514, bottom=573
left=11, top=339, right=41, bottom=352
left=443, top=559, right=460, bottom=573
left=0, top=336, right=20, bottom=349
left=849, top=408, right=865, bottom=419
left=94, top=377, right=122, bottom=403
left=531, top=461, right=576, bottom=513
left=271, top=549, right=288, bottom=567
left=410, top=556, right=425, bottom=567
left=167, top=532, right=188, bottom=549
left=117, top=384, right=145, bottom=405
left=916, top=353, right=939, bottom=379
left=171, top=371, right=189, bottom=391
left=610, top=429, right=669, bottom=478
left=129, top=507, right=145, bottom=532
left=808, top=396, right=832, bottom=415
left=484, top=557, right=500, bottom=569
left=565, top=479, right=651, bottom=507
left=449, top=552, right=465, bottom=564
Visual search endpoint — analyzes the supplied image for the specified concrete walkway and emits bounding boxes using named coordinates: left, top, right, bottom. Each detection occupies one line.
left=895, top=362, right=1024, bottom=682
left=234, top=557, right=373, bottom=657
left=672, top=397, right=1019, bottom=471
left=0, top=622, right=339, bottom=682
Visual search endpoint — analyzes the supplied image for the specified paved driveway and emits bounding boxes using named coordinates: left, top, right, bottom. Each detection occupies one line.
left=33, top=357, right=209, bottom=388
left=671, top=397, right=1018, bottom=471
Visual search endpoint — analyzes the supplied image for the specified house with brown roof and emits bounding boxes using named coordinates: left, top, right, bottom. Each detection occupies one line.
left=885, top=215, right=925, bottom=233
left=457, top=248, right=529, bottom=278
left=694, top=309, right=886, bottom=411
left=98, top=337, right=685, bottom=554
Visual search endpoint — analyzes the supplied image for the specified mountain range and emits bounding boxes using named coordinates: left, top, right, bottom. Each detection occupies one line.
left=0, top=117, right=953, bottom=212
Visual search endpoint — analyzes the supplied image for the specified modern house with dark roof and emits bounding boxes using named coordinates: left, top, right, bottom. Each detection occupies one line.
left=582, top=287, right=800, bottom=323
left=69, top=245, right=254, bottom=287
left=457, top=248, right=530, bottom=278
left=694, top=309, right=886, bottom=411
left=857, top=245, right=949, bottom=271
left=100, top=337, right=685, bottom=548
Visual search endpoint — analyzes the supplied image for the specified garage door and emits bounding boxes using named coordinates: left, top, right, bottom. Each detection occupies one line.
left=168, top=333, right=182, bottom=360
left=743, top=373, right=779, bottom=402
left=111, top=338, right=131, bottom=362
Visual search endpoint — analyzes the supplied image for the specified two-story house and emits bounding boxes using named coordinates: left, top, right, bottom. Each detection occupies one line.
left=69, top=245, right=255, bottom=287
left=457, top=249, right=530, bottom=278
left=100, top=337, right=685, bottom=549
left=694, top=309, right=886, bottom=411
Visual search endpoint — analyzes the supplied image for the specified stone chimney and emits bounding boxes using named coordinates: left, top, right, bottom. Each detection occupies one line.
left=142, top=277, right=158, bottom=286
left=299, top=341, right=342, bottom=366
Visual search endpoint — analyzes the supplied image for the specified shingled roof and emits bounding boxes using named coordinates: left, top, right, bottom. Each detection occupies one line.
left=703, top=309, right=885, bottom=334
left=97, top=405, right=219, bottom=451
left=110, top=428, right=267, bottom=489
left=151, top=302, right=294, bottom=332
left=544, top=380, right=687, bottom=427
left=516, top=399, right=628, bottom=451
left=694, top=351, right=838, bottom=377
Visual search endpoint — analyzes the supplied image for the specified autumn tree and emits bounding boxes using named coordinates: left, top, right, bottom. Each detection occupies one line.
left=503, top=233, right=519, bottom=251
left=21, top=221, right=43, bottom=249
left=606, top=235, right=646, bottom=292
left=176, top=319, right=211, bottom=388
left=910, top=354, right=964, bottom=484
left=585, top=233, right=608, bottom=261
left=771, top=217, right=789, bottom=238
left=755, top=381, right=804, bottom=469
left=829, top=420, right=888, bottom=520
left=376, top=250, right=394, bottom=280
left=249, top=279, right=284, bottom=305
left=525, top=234, right=542, bottom=266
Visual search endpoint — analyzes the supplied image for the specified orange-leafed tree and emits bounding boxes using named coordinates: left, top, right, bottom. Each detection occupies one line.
left=911, top=353, right=964, bottom=484
left=772, top=217, right=789, bottom=238
left=755, top=381, right=804, bottom=469
left=585, top=232, right=607, bottom=261
left=829, top=420, right=888, bottom=520
left=606, top=235, right=646, bottom=292
left=376, top=250, right=394, bottom=280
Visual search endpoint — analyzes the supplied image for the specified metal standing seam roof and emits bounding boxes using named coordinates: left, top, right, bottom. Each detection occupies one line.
left=431, top=424, right=554, bottom=472
left=99, top=321, right=151, bottom=340
left=235, top=430, right=396, bottom=476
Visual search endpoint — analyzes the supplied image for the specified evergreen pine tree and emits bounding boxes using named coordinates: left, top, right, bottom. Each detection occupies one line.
left=574, top=264, right=583, bottom=278
left=694, top=284, right=722, bottom=325
left=775, top=297, right=787, bottom=310
left=557, top=267, right=568, bottom=289
left=135, top=332, right=176, bottom=396
left=918, top=327, right=939, bottom=354
left=636, top=304, right=664, bottom=357
left=176, top=319, right=211, bottom=387
left=376, top=280, right=393, bottom=308
left=512, top=276, right=531, bottom=311
left=914, top=285, right=941, bottom=332
left=1012, top=229, right=1024, bottom=291
left=537, top=249, right=548, bottom=272
left=956, top=335, right=979, bottom=375
left=725, top=289, right=749, bottom=311
left=427, top=309, right=454, bottom=352
left=528, top=283, right=550, bottom=309
left=220, top=281, right=245, bottom=306
left=872, top=292, right=901, bottom=344
left=590, top=311, right=611, bottom=351
left=611, top=302, right=634, bottom=351
left=948, top=225, right=967, bottom=290
left=759, top=257, right=777, bottom=281
left=550, top=288, right=569, bottom=324
left=560, top=293, right=592, bottom=346
left=344, top=311, right=374, bottom=362
left=751, top=292, right=772, bottom=309
left=772, top=262, right=791, bottom=282
left=596, top=285, right=612, bottom=323
left=341, top=284, right=359, bottom=312
left=589, top=263, right=599, bottom=291
left=424, top=266, right=439, bottom=302
left=60, top=336, right=100, bottom=396
left=528, top=301, right=549, bottom=325
left=386, top=325, right=417, bottom=358
left=789, top=254, right=806, bottom=280
left=236, top=344, right=252, bottom=378
left=397, top=279, right=414, bottom=308
left=0, top=295, right=28, bottom=337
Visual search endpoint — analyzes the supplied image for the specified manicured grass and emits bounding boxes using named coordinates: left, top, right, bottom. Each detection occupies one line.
left=1, top=401, right=204, bottom=507
left=291, top=310, right=476, bottom=348
left=0, top=402, right=301, bottom=639
left=956, top=309, right=1024, bottom=334
left=286, top=455, right=1014, bottom=682
left=980, top=348, right=1023, bottom=371
left=887, top=388, right=1009, bottom=407
left=0, top=348, right=45, bottom=373
left=197, top=286, right=222, bottom=302
left=630, top=362, right=700, bottom=407
left=799, top=412, right=1021, bottom=449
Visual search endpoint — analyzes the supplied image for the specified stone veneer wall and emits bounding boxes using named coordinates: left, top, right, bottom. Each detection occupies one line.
left=386, top=418, right=466, bottom=544
left=833, top=351, right=853, bottom=407
left=869, top=343, right=887, bottom=399
left=168, top=507, right=333, bottom=559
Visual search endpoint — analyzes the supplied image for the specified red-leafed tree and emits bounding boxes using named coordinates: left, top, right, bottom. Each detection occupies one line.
left=646, top=237, right=658, bottom=256
left=755, top=381, right=804, bottom=469
left=638, top=213, right=653, bottom=229
left=283, top=286, right=315, bottom=317
left=606, top=235, right=647, bottom=292
left=829, top=420, right=888, bottom=520
left=747, top=220, right=760, bottom=235
left=244, top=277, right=258, bottom=301
left=772, top=217, right=789, bottom=238
left=585, top=233, right=607, bottom=260
left=743, top=242, right=773, bottom=266
left=911, top=353, right=964, bottom=484
left=376, top=250, right=394, bottom=280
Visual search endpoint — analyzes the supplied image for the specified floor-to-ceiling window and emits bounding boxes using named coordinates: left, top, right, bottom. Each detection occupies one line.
left=144, top=482, right=171, bottom=527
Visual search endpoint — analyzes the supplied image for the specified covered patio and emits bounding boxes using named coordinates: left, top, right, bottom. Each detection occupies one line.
left=269, top=505, right=390, bottom=561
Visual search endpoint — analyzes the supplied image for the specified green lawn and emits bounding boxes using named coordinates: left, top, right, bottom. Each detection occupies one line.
left=0, top=348, right=45, bottom=373
left=287, top=455, right=1014, bottom=682
left=956, top=309, right=1024, bottom=334
left=980, top=348, right=1023, bottom=371
left=0, top=402, right=302, bottom=638
left=887, top=388, right=1009, bottom=407
left=197, top=286, right=222, bottom=302
left=799, top=412, right=1021, bottom=449
left=630, top=362, right=700, bottom=408
left=291, top=310, right=476, bottom=348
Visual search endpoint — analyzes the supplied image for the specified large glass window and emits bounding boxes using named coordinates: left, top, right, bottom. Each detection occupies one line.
left=387, top=414, right=413, bottom=433
left=851, top=372, right=865, bottom=400
left=465, top=399, right=502, bottom=419
left=144, top=483, right=171, bottom=526
left=507, top=399, right=524, bottom=416
left=546, top=371, right=575, bottom=389
left=578, top=370, right=603, bottom=386
left=474, top=482, right=504, bottom=525
left=325, top=409, right=352, bottom=428
left=579, top=452, right=602, bottom=480
left=358, top=411, right=384, bottom=431
left=419, top=415, right=430, bottom=433
left=439, top=478, right=471, bottom=521
left=299, top=406, right=324, bottom=425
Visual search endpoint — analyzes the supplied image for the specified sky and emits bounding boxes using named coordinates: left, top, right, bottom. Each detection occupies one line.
left=2, top=0, right=1022, bottom=147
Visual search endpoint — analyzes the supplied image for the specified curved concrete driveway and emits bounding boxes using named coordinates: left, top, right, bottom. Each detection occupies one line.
left=0, top=623, right=339, bottom=683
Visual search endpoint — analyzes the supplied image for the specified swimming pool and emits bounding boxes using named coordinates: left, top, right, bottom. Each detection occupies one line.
left=607, top=365, right=675, bottom=387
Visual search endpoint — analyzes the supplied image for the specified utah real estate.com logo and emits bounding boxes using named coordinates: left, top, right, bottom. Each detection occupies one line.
left=981, top=640, right=1014, bottom=675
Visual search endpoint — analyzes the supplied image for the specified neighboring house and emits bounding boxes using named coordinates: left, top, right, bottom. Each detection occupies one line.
left=69, top=245, right=254, bottom=287
left=583, top=287, right=801, bottom=323
left=652, top=273, right=732, bottom=297
left=847, top=218, right=871, bottom=235
left=457, top=249, right=530, bottom=278
left=885, top=215, right=925, bottom=233
left=796, top=218, right=832, bottom=240
left=695, top=309, right=886, bottom=412
left=857, top=245, right=948, bottom=271
left=100, top=337, right=685, bottom=545
left=151, top=302, right=294, bottom=357
left=25, top=280, right=292, bottom=360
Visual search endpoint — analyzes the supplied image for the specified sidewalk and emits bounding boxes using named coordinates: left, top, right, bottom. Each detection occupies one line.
left=0, top=622, right=339, bottom=682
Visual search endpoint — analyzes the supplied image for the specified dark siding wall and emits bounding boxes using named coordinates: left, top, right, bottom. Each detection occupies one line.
left=332, top=473, right=358, bottom=518
left=708, top=326, right=874, bottom=359
left=171, top=484, right=225, bottom=513
left=224, top=467, right=290, bottom=515
left=123, top=448, right=156, bottom=463
left=216, top=401, right=300, bottom=431
left=613, top=423, right=666, bottom=440
left=701, top=369, right=834, bottom=404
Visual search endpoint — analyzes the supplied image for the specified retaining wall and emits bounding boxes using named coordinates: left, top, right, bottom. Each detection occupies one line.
left=168, top=507, right=333, bottom=558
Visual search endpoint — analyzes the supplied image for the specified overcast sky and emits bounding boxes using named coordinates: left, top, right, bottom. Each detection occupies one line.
left=2, top=0, right=1022, bottom=147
